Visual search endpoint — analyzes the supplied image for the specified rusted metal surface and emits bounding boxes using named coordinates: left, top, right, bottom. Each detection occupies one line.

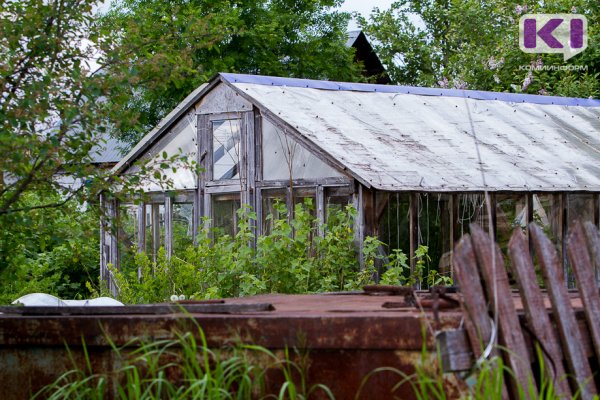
left=0, top=292, right=463, bottom=400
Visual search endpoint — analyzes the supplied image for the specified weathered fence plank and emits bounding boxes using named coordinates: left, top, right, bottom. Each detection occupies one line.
left=470, top=224, right=536, bottom=399
left=453, top=235, right=493, bottom=358
left=508, top=228, right=572, bottom=398
left=530, top=223, right=596, bottom=399
left=453, top=234, right=509, bottom=400
left=567, top=221, right=600, bottom=367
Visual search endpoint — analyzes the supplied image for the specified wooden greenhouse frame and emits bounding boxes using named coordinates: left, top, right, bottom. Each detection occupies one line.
left=100, top=73, right=600, bottom=292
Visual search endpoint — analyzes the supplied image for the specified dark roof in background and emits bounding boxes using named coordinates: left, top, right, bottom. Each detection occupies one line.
left=90, top=134, right=127, bottom=165
left=346, top=30, right=390, bottom=84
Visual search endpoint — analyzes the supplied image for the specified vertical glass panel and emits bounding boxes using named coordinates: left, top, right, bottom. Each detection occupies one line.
left=145, top=204, right=153, bottom=255
left=457, top=194, right=490, bottom=237
left=145, top=204, right=165, bottom=259
left=212, top=119, right=241, bottom=180
left=379, top=193, right=410, bottom=255
left=534, top=194, right=564, bottom=282
left=262, top=119, right=341, bottom=180
left=262, top=189, right=286, bottom=234
left=159, top=204, right=166, bottom=252
left=534, top=194, right=563, bottom=248
left=293, top=188, right=316, bottom=218
left=212, top=193, right=241, bottom=237
left=326, top=187, right=352, bottom=225
left=496, top=194, right=527, bottom=258
left=567, top=194, right=595, bottom=225
left=418, top=193, right=453, bottom=274
left=173, top=203, right=194, bottom=254
left=118, top=204, right=137, bottom=269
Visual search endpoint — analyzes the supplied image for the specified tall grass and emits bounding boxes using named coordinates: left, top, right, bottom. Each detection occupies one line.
left=354, top=330, right=583, bottom=400
left=34, top=323, right=334, bottom=400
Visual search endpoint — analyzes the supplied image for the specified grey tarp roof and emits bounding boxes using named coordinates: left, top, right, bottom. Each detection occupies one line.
left=90, top=135, right=126, bottom=164
left=223, top=73, right=600, bottom=192
left=115, top=73, right=600, bottom=192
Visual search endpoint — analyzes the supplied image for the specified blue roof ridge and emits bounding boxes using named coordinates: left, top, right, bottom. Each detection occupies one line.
left=220, top=72, right=600, bottom=107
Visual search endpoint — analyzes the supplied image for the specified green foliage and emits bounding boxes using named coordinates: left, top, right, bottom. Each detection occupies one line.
left=35, top=323, right=334, bottom=399
left=0, top=193, right=99, bottom=304
left=359, top=0, right=599, bottom=98
left=100, top=0, right=363, bottom=145
left=109, top=202, right=450, bottom=304
left=356, top=328, right=574, bottom=400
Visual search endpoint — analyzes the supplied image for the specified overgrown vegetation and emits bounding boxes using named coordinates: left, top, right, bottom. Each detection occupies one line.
left=0, top=194, right=99, bottom=304
left=37, top=320, right=582, bottom=399
left=104, top=202, right=448, bottom=304
left=35, top=323, right=334, bottom=400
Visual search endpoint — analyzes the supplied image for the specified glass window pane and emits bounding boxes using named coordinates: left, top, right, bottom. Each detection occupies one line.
left=293, top=188, right=316, bottom=218
left=262, top=119, right=341, bottom=180
left=145, top=204, right=165, bottom=259
left=418, top=193, right=453, bottom=274
left=457, top=194, right=490, bottom=237
left=173, top=203, right=194, bottom=254
left=380, top=193, right=410, bottom=255
left=212, top=119, right=241, bottom=180
left=496, top=194, right=527, bottom=258
left=567, top=194, right=595, bottom=225
left=326, top=187, right=352, bottom=225
left=118, top=204, right=137, bottom=269
left=262, top=189, right=287, bottom=234
left=212, top=194, right=241, bottom=237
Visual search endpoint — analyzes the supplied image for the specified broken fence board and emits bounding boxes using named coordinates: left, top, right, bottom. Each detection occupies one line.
left=583, top=221, right=600, bottom=286
left=453, top=235, right=493, bottom=358
left=508, top=228, right=572, bottom=399
left=567, top=221, right=600, bottom=368
left=470, top=224, right=536, bottom=400
left=530, top=223, right=597, bottom=399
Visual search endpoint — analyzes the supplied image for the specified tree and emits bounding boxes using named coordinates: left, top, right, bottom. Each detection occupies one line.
left=1, top=0, right=113, bottom=216
left=358, top=0, right=599, bottom=97
left=100, top=0, right=363, bottom=145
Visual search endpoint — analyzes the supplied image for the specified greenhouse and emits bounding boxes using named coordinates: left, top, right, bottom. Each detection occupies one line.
left=100, top=73, right=600, bottom=290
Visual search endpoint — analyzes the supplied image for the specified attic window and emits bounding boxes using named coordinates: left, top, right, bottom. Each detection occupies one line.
left=212, top=119, right=241, bottom=181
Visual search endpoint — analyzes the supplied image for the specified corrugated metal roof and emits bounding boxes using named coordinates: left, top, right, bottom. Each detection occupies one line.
left=222, top=73, right=600, bottom=192
left=90, top=135, right=126, bottom=164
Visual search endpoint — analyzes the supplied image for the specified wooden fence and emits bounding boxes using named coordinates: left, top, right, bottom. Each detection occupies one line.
left=438, top=220, right=600, bottom=399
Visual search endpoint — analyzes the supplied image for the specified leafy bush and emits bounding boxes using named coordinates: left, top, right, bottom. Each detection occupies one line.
left=108, top=202, right=448, bottom=304
left=0, top=193, right=99, bottom=304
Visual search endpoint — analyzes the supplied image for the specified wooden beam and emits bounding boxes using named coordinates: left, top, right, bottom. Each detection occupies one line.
left=99, top=194, right=109, bottom=288
left=316, top=185, right=325, bottom=237
left=409, top=193, right=418, bottom=279
left=165, top=196, right=173, bottom=259
left=152, top=203, right=160, bottom=263
left=436, top=329, right=474, bottom=372
left=355, top=183, right=365, bottom=267
left=583, top=221, right=600, bottom=286
left=594, top=194, right=599, bottom=228
left=136, top=203, right=145, bottom=254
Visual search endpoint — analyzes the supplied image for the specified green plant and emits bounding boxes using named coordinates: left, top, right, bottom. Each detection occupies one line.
left=0, top=193, right=100, bottom=304
left=109, top=203, right=373, bottom=303
left=35, top=323, right=334, bottom=400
